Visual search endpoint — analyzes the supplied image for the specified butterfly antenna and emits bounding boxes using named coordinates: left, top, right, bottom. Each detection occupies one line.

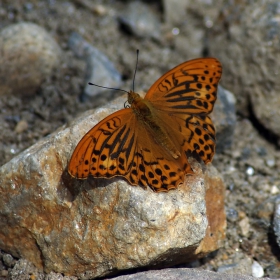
left=88, top=83, right=129, bottom=95
left=132, top=49, right=139, bottom=92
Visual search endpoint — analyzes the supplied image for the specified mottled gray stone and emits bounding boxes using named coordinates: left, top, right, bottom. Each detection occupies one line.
left=273, top=196, right=280, bottom=248
left=68, top=32, right=122, bottom=100
left=0, top=22, right=62, bottom=96
left=111, top=267, right=270, bottom=280
left=208, top=0, right=280, bottom=137
left=118, top=1, right=161, bottom=40
left=212, top=86, right=236, bottom=153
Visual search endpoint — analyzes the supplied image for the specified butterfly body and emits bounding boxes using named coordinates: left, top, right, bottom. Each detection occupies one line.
left=69, top=58, right=222, bottom=192
left=130, top=91, right=181, bottom=159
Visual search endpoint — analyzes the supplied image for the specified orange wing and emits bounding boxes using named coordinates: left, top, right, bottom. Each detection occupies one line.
left=69, top=58, right=222, bottom=192
left=68, top=109, right=136, bottom=179
left=68, top=108, right=187, bottom=192
left=145, top=58, right=222, bottom=114
left=144, top=58, right=222, bottom=164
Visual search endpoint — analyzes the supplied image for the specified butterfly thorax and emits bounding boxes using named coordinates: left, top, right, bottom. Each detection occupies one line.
left=128, top=90, right=181, bottom=159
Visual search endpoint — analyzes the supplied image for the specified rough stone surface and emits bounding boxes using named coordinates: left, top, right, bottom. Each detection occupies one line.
left=208, top=0, right=280, bottom=137
left=162, top=0, right=224, bottom=58
left=111, top=267, right=271, bottom=280
left=0, top=22, right=62, bottom=96
left=0, top=96, right=226, bottom=279
left=273, top=196, right=280, bottom=248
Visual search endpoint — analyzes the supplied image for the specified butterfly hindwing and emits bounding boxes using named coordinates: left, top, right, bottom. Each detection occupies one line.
left=126, top=124, right=187, bottom=191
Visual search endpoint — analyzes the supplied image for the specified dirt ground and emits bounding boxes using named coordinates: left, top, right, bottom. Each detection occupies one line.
left=1, top=0, right=280, bottom=279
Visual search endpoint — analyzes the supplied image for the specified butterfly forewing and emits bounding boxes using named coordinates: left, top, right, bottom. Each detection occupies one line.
left=145, top=58, right=222, bottom=115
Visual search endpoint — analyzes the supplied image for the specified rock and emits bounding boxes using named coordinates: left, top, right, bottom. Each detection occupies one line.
left=118, top=1, right=161, bottom=40
left=163, top=0, right=222, bottom=27
left=0, top=270, right=8, bottom=278
left=68, top=32, right=122, bottom=102
left=163, top=0, right=188, bottom=27
left=8, top=259, right=44, bottom=280
left=226, top=208, right=239, bottom=223
left=273, top=196, right=280, bottom=248
left=111, top=267, right=270, bottom=280
left=217, top=257, right=253, bottom=276
left=256, top=196, right=279, bottom=230
left=14, top=119, right=28, bottom=134
left=239, top=216, right=250, bottom=237
left=0, top=95, right=226, bottom=279
left=0, top=22, right=62, bottom=96
left=162, top=0, right=224, bottom=58
left=2, top=254, right=15, bottom=268
left=212, top=86, right=236, bottom=153
left=208, top=1, right=280, bottom=137
left=251, top=260, right=264, bottom=278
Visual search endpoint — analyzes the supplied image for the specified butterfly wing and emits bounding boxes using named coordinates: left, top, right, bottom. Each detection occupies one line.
left=126, top=122, right=189, bottom=192
left=68, top=109, right=138, bottom=180
left=144, top=58, right=222, bottom=165
left=69, top=58, right=222, bottom=192
left=69, top=107, right=187, bottom=191
left=144, top=58, right=222, bottom=114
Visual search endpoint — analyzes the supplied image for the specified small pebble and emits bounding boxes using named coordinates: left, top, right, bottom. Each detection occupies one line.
left=2, top=254, right=14, bottom=268
left=271, top=185, right=279, bottom=194
left=0, top=270, right=8, bottom=277
left=239, top=216, right=250, bottom=237
left=251, top=260, right=264, bottom=278
left=266, top=158, right=275, bottom=167
left=226, top=208, right=239, bottom=222
left=14, top=120, right=28, bottom=133
left=246, top=166, right=254, bottom=176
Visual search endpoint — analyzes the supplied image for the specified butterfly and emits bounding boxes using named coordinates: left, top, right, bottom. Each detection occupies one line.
left=68, top=58, right=222, bottom=192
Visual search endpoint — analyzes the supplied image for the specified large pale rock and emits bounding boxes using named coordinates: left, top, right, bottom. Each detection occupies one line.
left=0, top=96, right=226, bottom=279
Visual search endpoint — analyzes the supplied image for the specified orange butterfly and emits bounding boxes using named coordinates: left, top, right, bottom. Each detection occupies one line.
left=68, top=58, right=222, bottom=192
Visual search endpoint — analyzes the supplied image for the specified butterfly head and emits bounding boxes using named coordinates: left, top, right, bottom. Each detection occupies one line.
left=128, top=90, right=141, bottom=105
